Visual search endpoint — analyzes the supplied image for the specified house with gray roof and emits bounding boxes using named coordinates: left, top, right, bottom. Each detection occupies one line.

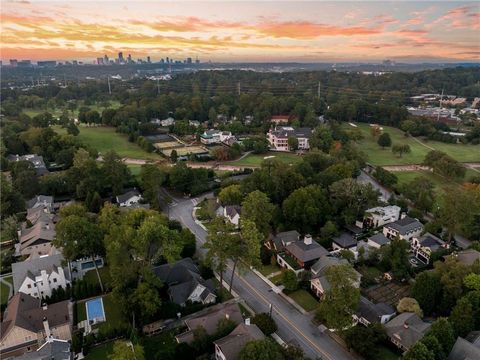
left=411, top=233, right=448, bottom=264
left=265, top=230, right=300, bottom=252
left=267, top=126, right=312, bottom=151
left=12, top=253, right=70, bottom=299
left=116, top=189, right=142, bottom=207
left=17, top=217, right=56, bottom=258
left=7, top=154, right=49, bottom=176
left=176, top=302, right=244, bottom=344
left=363, top=205, right=401, bottom=229
left=367, top=232, right=391, bottom=249
left=277, top=235, right=328, bottom=272
left=383, top=216, right=424, bottom=242
left=214, top=321, right=264, bottom=360
left=332, top=233, right=358, bottom=251
left=448, top=336, right=480, bottom=360
left=310, top=255, right=361, bottom=299
left=353, top=296, right=395, bottom=326
left=15, top=338, right=71, bottom=360
left=446, top=249, right=480, bottom=266
left=384, top=312, right=431, bottom=352
left=27, top=196, right=54, bottom=212
left=223, top=205, right=241, bottom=227
left=153, top=258, right=216, bottom=306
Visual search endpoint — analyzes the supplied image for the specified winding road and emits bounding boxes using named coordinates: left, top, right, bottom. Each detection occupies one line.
left=161, top=189, right=356, bottom=360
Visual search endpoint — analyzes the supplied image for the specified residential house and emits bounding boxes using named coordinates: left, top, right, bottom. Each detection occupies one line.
left=17, top=216, right=56, bottom=258
left=12, top=253, right=70, bottom=299
left=383, top=216, right=424, bottom=242
left=156, top=117, right=175, bottom=127
left=7, top=154, right=49, bottom=176
left=200, top=130, right=234, bottom=145
left=189, top=120, right=201, bottom=128
left=277, top=235, right=328, bottom=272
left=26, top=195, right=54, bottom=212
left=26, top=206, right=57, bottom=226
left=353, top=296, right=396, bottom=326
left=214, top=321, right=264, bottom=360
left=15, top=338, right=71, bottom=360
left=267, top=126, right=312, bottom=151
left=153, top=258, right=216, bottom=306
left=116, top=189, right=142, bottom=207
left=270, top=115, right=290, bottom=125
left=310, top=256, right=361, bottom=299
left=366, top=233, right=391, bottom=249
left=384, top=312, right=431, bottom=352
left=332, top=233, right=358, bottom=252
left=0, top=293, right=72, bottom=358
left=363, top=205, right=401, bottom=229
left=264, top=230, right=300, bottom=252
left=223, top=205, right=241, bottom=227
left=411, top=233, right=448, bottom=264
left=176, top=303, right=244, bottom=344
left=448, top=336, right=480, bottom=360
left=447, top=249, right=480, bottom=266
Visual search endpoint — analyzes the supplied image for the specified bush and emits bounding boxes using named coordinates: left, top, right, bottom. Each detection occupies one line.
left=282, top=270, right=298, bottom=292
left=260, top=246, right=273, bottom=265
left=252, top=313, right=277, bottom=335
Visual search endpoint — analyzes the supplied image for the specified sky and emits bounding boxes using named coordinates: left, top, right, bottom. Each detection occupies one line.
left=1, top=1, right=479, bottom=63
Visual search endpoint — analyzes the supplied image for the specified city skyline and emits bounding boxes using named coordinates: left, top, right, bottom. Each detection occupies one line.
left=1, top=1, right=479, bottom=63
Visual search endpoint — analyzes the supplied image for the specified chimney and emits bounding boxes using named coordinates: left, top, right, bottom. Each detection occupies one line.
left=225, top=313, right=230, bottom=320
left=304, top=234, right=312, bottom=245
left=43, top=317, right=51, bottom=339
left=42, top=303, right=48, bottom=311
left=403, top=322, right=409, bottom=329
left=245, top=318, right=250, bottom=326
left=400, top=213, right=407, bottom=219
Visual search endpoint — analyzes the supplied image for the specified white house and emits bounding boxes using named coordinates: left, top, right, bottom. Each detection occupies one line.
left=363, top=205, right=401, bottom=229
left=223, top=205, right=241, bottom=227
left=12, top=253, right=70, bottom=299
left=116, top=189, right=142, bottom=207
left=200, top=130, right=234, bottom=145
left=353, top=296, right=396, bottom=326
left=411, top=233, right=447, bottom=264
left=383, top=216, right=424, bottom=242
left=267, top=126, right=312, bottom=151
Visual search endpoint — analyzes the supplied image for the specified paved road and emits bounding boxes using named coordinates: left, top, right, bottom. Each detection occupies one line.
left=357, top=170, right=392, bottom=203
left=163, top=190, right=355, bottom=360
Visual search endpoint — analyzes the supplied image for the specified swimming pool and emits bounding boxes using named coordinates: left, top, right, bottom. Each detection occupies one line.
left=85, top=297, right=106, bottom=323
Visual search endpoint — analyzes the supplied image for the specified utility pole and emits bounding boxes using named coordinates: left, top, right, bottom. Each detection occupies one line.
left=317, top=81, right=321, bottom=99
left=107, top=76, right=111, bottom=95
left=437, top=88, right=444, bottom=122
left=237, top=81, right=241, bottom=96
left=64, top=73, right=67, bottom=87
left=157, top=78, right=160, bottom=95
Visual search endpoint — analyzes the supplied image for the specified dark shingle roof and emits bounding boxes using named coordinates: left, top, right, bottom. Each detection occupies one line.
left=15, top=339, right=71, bottom=360
left=225, top=205, right=241, bottom=218
left=368, top=233, right=390, bottom=246
left=116, top=189, right=140, bottom=204
left=357, top=296, right=395, bottom=324
left=285, top=240, right=328, bottom=263
left=385, top=312, right=430, bottom=350
left=387, top=217, right=423, bottom=235
left=332, top=233, right=357, bottom=248
left=418, top=233, right=445, bottom=251
left=214, top=323, right=264, bottom=360
left=448, top=337, right=480, bottom=360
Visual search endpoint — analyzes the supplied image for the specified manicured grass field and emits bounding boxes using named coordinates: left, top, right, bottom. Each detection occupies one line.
left=23, top=100, right=121, bottom=119
left=346, top=123, right=480, bottom=165
left=287, top=289, right=320, bottom=312
left=127, top=164, right=143, bottom=177
left=83, top=267, right=112, bottom=290
left=96, top=293, right=128, bottom=331
left=1, top=277, right=13, bottom=306
left=85, top=341, right=114, bottom=360
left=76, top=302, right=87, bottom=323
left=54, top=125, right=161, bottom=160
left=257, top=264, right=280, bottom=277
left=232, top=151, right=303, bottom=166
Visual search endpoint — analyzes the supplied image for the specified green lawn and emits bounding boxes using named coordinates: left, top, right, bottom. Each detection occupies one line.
left=287, top=289, right=320, bottom=312
left=143, top=331, right=178, bottom=359
left=76, top=301, right=87, bottom=323
left=85, top=341, right=114, bottom=360
left=257, top=264, right=280, bottom=277
left=1, top=277, right=13, bottom=305
left=100, top=293, right=128, bottom=330
left=54, top=125, right=161, bottom=160
left=83, top=267, right=112, bottom=290
left=346, top=122, right=480, bottom=165
left=374, top=345, right=400, bottom=360
left=270, top=273, right=284, bottom=286
left=127, top=164, right=143, bottom=177
left=22, top=100, right=121, bottom=119
left=232, top=151, right=303, bottom=166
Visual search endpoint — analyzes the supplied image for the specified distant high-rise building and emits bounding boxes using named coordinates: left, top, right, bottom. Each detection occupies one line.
left=37, top=61, right=56, bottom=67
left=160, top=58, right=165, bottom=64
left=187, top=57, right=192, bottom=64
left=9, top=59, right=18, bottom=67
left=104, top=54, right=109, bottom=64
left=18, top=60, right=32, bottom=67
left=166, top=57, right=170, bottom=64
left=195, top=57, right=200, bottom=64
left=127, top=54, right=132, bottom=63
left=73, top=60, right=78, bottom=65
left=97, top=57, right=104, bottom=65
left=147, top=56, right=151, bottom=63
left=118, top=52, right=124, bottom=63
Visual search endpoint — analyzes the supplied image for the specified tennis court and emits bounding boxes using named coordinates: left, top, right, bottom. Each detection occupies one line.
left=86, top=297, right=106, bottom=323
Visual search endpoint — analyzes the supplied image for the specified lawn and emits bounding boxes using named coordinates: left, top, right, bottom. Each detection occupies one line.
left=127, top=164, right=143, bottom=177
left=232, top=151, right=303, bottom=167
left=257, top=264, right=280, bottom=277
left=98, top=293, right=128, bottom=331
left=346, top=122, right=480, bottom=165
left=374, top=345, right=400, bottom=360
left=76, top=301, right=87, bottom=323
left=85, top=341, right=114, bottom=360
left=83, top=267, right=112, bottom=290
left=143, top=331, right=178, bottom=359
left=287, top=289, right=320, bottom=312
left=1, top=276, right=13, bottom=306
left=23, top=100, right=121, bottom=119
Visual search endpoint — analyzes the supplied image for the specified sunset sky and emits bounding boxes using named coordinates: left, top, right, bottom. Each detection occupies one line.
left=1, top=1, right=479, bottom=63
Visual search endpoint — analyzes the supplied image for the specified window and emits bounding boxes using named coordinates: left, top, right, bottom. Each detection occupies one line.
left=53, top=278, right=57, bottom=283
left=27, top=284, right=31, bottom=289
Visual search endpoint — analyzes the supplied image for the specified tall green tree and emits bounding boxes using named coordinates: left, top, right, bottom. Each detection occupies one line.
left=108, top=341, right=145, bottom=360
left=377, top=132, right=392, bottom=148
left=404, top=342, right=435, bottom=360
left=427, top=318, right=456, bottom=356
left=449, top=297, right=474, bottom=337
left=139, top=164, right=166, bottom=208
left=102, top=150, right=131, bottom=196
left=218, top=184, right=243, bottom=205
left=241, top=190, right=275, bottom=236
left=412, top=271, right=442, bottom=316
left=239, top=339, right=284, bottom=360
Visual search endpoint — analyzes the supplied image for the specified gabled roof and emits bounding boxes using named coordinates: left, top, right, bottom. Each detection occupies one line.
left=385, top=312, right=430, bottom=350
left=225, top=205, right=241, bottom=219
left=368, top=233, right=390, bottom=247
left=15, top=338, right=71, bottom=360
left=0, top=293, right=71, bottom=341
left=12, top=253, right=68, bottom=293
left=386, top=217, right=423, bottom=235
left=19, top=220, right=55, bottom=251
left=116, top=189, right=140, bottom=204
left=448, top=250, right=480, bottom=266
left=448, top=337, right=480, bottom=360
left=285, top=239, right=328, bottom=263
left=27, top=195, right=54, bottom=210
left=270, top=230, right=300, bottom=250
left=418, top=233, right=445, bottom=251
left=270, top=126, right=312, bottom=139
left=357, top=296, right=395, bottom=324
left=214, top=323, right=264, bottom=360
left=311, top=256, right=348, bottom=275
left=332, top=233, right=357, bottom=248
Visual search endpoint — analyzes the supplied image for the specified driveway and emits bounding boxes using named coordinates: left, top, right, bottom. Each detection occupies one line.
left=163, top=189, right=355, bottom=360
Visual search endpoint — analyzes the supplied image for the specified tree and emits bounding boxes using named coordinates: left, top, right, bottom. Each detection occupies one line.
left=283, top=345, right=305, bottom=360
left=373, top=167, right=398, bottom=187
left=344, top=324, right=386, bottom=359
left=464, top=273, right=480, bottom=291
left=239, top=339, right=284, bottom=360
left=288, top=136, right=299, bottom=151
left=412, top=271, right=442, bottom=316
left=282, top=185, right=330, bottom=233
left=380, top=239, right=410, bottom=280
left=404, top=342, right=435, bottom=360
left=241, top=191, right=275, bottom=236
left=11, top=161, right=40, bottom=199
left=310, top=125, right=334, bottom=152
left=427, top=318, right=456, bottom=355
left=130, top=281, right=162, bottom=324
left=102, top=150, right=131, bottom=196
left=218, top=184, right=243, bottom=205
left=170, top=149, right=178, bottom=163
left=424, top=151, right=465, bottom=179
left=397, top=297, right=423, bottom=318
left=420, top=336, right=445, bottom=360
left=449, top=297, right=474, bottom=337
left=139, top=164, right=166, bottom=208
left=316, top=264, right=360, bottom=331
left=1, top=216, right=18, bottom=242
left=392, top=144, right=411, bottom=157
left=108, top=341, right=145, bottom=360
left=252, top=313, right=277, bottom=335
left=377, top=132, right=392, bottom=149
left=66, top=121, right=79, bottom=136
left=399, top=176, right=435, bottom=213
left=282, top=270, right=298, bottom=291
